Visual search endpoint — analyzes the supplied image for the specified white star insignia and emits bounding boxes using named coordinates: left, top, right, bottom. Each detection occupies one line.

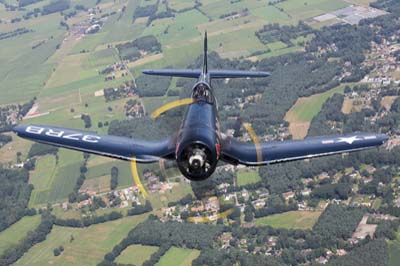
left=336, top=136, right=362, bottom=144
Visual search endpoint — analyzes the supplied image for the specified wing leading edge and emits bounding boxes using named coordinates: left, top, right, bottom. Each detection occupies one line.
left=221, top=132, right=389, bottom=166
left=13, top=124, right=175, bottom=162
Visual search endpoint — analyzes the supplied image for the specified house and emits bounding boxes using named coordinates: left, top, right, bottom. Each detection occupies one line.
left=336, top=249, right=347, bottom=256
left=301, top=188, right=311, bottom=196
left=316, top=256, right=328, bottom=264
left=282, top=191, right=295, bottom=201
left=206, top=196, right=219, bottom=210
left=77, top=198, right=92, bottom=208
left=252, top=199, right=266, bottom=208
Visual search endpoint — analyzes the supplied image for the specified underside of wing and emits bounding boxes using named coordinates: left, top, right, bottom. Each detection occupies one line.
left=221, top=133, right=389, bottom=166
left=13, top=124, right=176, bottom=163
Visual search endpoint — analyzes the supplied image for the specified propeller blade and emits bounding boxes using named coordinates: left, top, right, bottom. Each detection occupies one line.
left=151, top=98, right=195, bottom=119
left=130, top=160, right=149, bottom=198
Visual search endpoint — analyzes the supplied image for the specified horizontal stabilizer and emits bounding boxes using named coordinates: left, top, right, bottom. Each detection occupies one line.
left=142, top=69, right=270, bottom=79
left=209, top=70, right=270, bottom=79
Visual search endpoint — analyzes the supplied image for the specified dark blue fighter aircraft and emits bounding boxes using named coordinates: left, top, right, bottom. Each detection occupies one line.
left=14, top=33, right=389, bottom=181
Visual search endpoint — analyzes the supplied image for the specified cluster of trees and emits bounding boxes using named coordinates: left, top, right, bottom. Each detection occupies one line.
left=100, top=217, right=222, bottom=265
left=18, top=0, right=42, bottom=7
left=0, top=213, right=53, bottom=265
left=254, top=195, right=297, bottom=218
left=373, top=219, right=400, bottom=240
left=193, top=248, right=285, bottom=266
left=308, top=93, right=344, bottom=136
left=108, top=116, right=180, bottom=141
left=370, top=0, right=400, bottom=12
left=116, top=35, right=161, bottom=61
left=256, top=22, right=313, bottom=46
left=53, top=245, right=64, bottom=256
left=0, top=167, right=34, bottom=232
left=41, top=0, right=70, bottom=15
left=327, top=239, right=388, bottom=266
left=54, top=211, right=123, bottom=228
left=19, top=98, right=35, bottom=118
left=219, top=8, right=248, bottom=19
left=0, top=27, right=32, bottom=41
left=132, top=4, right=157, bottom=20
left=313, top=204, right=365, bottom=240
left=167, top=193, right=193, bottom=207
left=127, top=200, right=152, bottom=216
left=0, top=133, right=12, bottom=146
left=311, top=183, right=351, bottom=200
left=81, top=114, right=92, bottom=128
left=27, top=143, right=58, bottom=159
left=359, top=168, right=394, bottom=197
left=110, top=166, right=118, bottom=190
left=68, top=154, right=89, bottom=203
left=135, top=74, right=171, bottom=97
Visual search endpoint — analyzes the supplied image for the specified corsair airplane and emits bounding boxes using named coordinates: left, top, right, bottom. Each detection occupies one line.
left=13, top=33, right=389, bottom=181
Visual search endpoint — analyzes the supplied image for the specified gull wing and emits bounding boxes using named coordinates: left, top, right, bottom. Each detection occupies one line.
left=221, top=133, right=389, bottom=166
left=13, top=124, right=176, bottom=162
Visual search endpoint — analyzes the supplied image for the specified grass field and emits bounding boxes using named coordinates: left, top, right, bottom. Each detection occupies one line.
left=29, top=155, right=57, bottom=206
left=0, top=215, right=41, bottom=256
left=389, top=231, right=400, bottom=266
left=30, top=149, right=82, bottom=206
left=15, top=214, right=149, bottom=266
left=237, top=169, right=261, bottom=186
left=0, top=133, right=32, bottom=164
left=285, top=84, right=346, bottom=139
left=156, top=247, right=200, bottom=266
left=255, top=211, right=322, bottom=229
left=30, top=155, right=57, bottom=190
left=116, top=245, right=159, bottom=265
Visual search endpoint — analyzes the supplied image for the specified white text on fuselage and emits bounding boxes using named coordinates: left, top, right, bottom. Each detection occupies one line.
left=25, top=126, right=100, bottom=143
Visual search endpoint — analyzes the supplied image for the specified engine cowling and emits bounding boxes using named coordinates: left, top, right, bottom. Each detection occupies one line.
left=176, top=141, right=217, bottom=181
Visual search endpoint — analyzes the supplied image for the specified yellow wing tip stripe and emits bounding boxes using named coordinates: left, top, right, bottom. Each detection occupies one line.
left=242, top=122, right=262, bottom=163
left=151, top=98, right=195, bottom=119
left=130, top=160, right=149, bottom=198
left=187, top=208, right=234, bottom=223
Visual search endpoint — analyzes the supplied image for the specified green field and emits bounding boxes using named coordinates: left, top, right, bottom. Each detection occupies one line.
left=255, top=211, right=322, bottom=229
left=285, top=84, right=346, bottom=123
left=30, top=149, right=82, bottom=206
left=15, top=214, right=149, bottom=266
left=389, top=231, right=400, bottom=266
left=0, top=215, right=41, bottom=256
left=29, top=155, right=57, bottom=206
left=236, top=169, right=261, bottom=186
left=116, top=245, right=159, bottom=265
left=30, top=155, right=57, bottom=190
left=156, top=247, right=201, bottom=266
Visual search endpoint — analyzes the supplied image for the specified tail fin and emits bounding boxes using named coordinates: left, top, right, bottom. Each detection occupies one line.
left=203, top=31, right=208, bottom=75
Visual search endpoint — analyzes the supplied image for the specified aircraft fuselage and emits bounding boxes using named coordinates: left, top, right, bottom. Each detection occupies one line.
left=176, top=74, right=221, bottom=180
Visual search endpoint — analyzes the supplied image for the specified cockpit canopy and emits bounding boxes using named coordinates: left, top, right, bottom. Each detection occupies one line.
left=192, top=82, right=213, bottom=103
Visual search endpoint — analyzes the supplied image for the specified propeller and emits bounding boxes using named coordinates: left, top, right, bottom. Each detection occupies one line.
left=130, top=96, right=263, bottom=223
